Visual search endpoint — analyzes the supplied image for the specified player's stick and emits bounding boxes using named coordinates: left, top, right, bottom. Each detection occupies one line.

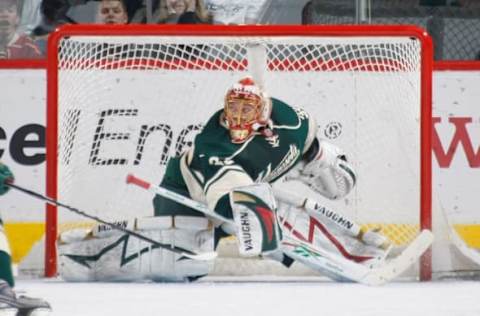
left=127, top=174, right=433, bottom=285
left=6, top=182, right=216, bottom=261
left=449, top=226, right=480, bottom=265
left=437, top=198, right=480, bottom=265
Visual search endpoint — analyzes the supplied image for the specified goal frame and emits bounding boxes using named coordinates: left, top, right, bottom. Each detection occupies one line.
left=45, top=24, right=433, bottom=280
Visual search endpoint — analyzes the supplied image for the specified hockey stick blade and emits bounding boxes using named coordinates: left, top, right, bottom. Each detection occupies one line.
left=449, top=226, right=480, bottom=265
left=362, top=229, right=434, bottom=285
left=7, top=182, right=216, bottom=261
left=438, top=199, right=480, bottom=266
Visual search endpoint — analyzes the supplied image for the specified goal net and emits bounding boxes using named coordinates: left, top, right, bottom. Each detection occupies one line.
left=46, top=24, right=432, bottom=280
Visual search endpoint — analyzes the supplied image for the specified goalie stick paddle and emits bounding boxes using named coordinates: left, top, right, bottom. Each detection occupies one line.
left=126, top=174, right=237, bottom=230
left=285, top=230, right=433, bottom=286
left=6, top=182, right=216, bottom=261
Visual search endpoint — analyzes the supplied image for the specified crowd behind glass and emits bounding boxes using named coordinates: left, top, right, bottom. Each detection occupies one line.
left=0, top=0, right=478, bottom=60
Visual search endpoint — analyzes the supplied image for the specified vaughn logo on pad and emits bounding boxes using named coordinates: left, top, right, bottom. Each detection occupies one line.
left=231, top=190, right=280, bottom=256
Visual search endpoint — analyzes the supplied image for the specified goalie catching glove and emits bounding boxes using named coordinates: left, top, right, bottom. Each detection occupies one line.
left=287, top=138, right=356, bottom=200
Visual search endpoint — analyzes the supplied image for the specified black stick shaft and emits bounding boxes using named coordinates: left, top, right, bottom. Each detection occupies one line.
left=6, top=182, right=211, bottom=260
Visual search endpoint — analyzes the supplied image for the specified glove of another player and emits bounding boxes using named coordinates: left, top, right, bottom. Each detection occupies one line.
left=0, top=163, right=14, bottom=196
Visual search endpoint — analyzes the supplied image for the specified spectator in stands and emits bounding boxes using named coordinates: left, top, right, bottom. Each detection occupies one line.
left=204, top=0, right=269, bottom=25
left=124, top=0, right=145, bottom=22
left=32, top=0, right=72, bottom=37
left=18, top=0, right=43, bottom=35
left=96, top=0, right=129, bottom=24
left=0, top=0, right=43, bottom=59
left=154, top=0, right=212, bottom=24
left=31, top=0, right=74, bottom=55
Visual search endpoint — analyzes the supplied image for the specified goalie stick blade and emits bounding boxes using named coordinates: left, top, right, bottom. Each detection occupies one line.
left=362, top=229, right=434, bottom=286
left=449, top=226, right=480, bottom=265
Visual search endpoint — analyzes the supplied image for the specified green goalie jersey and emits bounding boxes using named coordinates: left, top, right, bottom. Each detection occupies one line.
left=154, top=98, right=317, bottom=219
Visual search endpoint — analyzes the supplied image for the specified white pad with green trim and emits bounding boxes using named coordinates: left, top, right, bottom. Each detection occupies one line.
left=230, top=183, right=281, bottom=257
left=58, top=216, right=214, bottom=282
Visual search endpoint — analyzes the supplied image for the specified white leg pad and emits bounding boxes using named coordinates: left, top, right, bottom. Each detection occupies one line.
left=276, top=201, right=388, bottom=264
left=58, top=216, right=214, bottom=282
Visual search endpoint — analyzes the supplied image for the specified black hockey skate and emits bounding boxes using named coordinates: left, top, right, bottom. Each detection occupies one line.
left=0, top=281, right=51, bottom=316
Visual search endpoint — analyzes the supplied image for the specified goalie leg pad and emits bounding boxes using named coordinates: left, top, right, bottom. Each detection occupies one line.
left=230, top=183, right=282, bottom=257
left=58, top=216, right=214, bottom=282
left=276, top=200, right=390, bottom=266
left=148, top=216, right=214, bottom=282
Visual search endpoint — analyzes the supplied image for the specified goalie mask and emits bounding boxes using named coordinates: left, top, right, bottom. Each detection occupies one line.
left=223, top=77, right=272, bottom=144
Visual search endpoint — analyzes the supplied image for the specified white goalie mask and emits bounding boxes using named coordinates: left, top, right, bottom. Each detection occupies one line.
left=223, top=77, right=272, bottom=144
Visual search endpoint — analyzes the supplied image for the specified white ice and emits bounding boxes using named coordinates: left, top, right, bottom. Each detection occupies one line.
left=15, top=277, right=480, bottom=316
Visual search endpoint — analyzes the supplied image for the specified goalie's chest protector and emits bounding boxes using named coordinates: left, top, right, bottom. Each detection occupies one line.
left=191, top=99, right=311, bottom=184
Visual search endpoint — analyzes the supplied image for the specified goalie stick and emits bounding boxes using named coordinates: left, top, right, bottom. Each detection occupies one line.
left=6, top=182, right=216, bottom=261
left=437, top=199, right=480, bottom=266
left=127, top=174, right=434, bottom=285
left=126, top=174, right=237, bottom=230
left=283, top=230, right=433, bottom=285
left=449, top=226, right=480, bottom=265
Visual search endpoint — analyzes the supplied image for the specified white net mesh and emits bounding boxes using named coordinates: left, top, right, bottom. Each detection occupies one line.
left=52, top=31, right=424, bottom=276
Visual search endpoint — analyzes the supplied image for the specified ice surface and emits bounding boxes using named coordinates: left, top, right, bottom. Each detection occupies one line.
left=16, top=277, right=480, bottom=316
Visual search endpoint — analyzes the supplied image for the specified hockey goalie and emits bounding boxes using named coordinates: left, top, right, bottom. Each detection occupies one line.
left=58, top=77, right=432, bottom=284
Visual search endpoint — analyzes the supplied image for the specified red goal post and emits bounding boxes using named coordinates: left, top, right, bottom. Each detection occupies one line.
left=46, top=24, right=433, bottom=280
